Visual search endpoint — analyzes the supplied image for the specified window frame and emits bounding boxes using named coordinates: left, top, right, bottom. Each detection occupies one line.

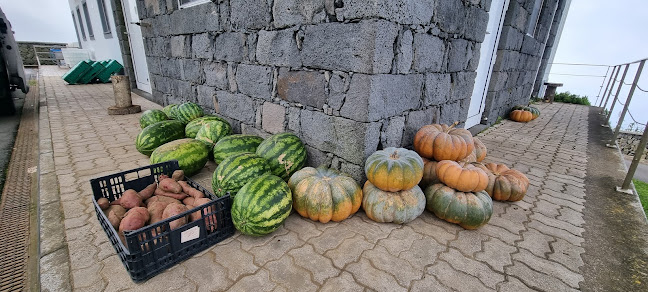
left=96, top=0, right=112, bottom=38
left=82, top=1, right=95, bottom=40
left=526, top=0, right=545, bottom=38
left=178, top=0, right=211, bottom=9
left=76, top=7, right=87, bottom=41
left=71, top=12, right=83, bottom=47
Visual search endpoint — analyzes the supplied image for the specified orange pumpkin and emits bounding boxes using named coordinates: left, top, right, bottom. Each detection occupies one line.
left=459, top=152, right=477, bottom=163
left=473, top=137, right=487, bottom=162
left=435, top=160, right=489, bottom=193
left=474, top=163, right=529, bottom=201
left=420, top=158, right=441, bottom=188
left=364, top=147, right=424, bottom=192
left=414, top=122, right=475, bottom=161
left=510, top=110, right=533, bottom=122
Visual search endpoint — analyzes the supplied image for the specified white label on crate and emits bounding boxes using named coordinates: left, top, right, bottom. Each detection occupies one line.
left=181, top=226, right=200, bottom=243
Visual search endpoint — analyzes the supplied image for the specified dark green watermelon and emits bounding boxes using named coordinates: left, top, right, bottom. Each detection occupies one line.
left=256, top=132, right=307, bottom=181
left=175, top=102, right=204, bottom=124
left=162, top=104, right=178, bottom=119
left=185, top=115, right=231, bottom=138
left=212, top=152, right=271, bottom=198
left=195, top=121, right=231, bottom=149
left=135, top=120, right=186, bottom=156
left=213, top=135, right=264, bottom=164
left=231, top=174, right=292, bottom=236
left=150, top=138, right=210, bottom=176
left=140, top=109, right=168, bottom=129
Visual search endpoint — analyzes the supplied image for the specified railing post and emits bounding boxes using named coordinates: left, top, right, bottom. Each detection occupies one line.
left=605, top=64, right=631, bottom=126
left=595, top=66, right=612, bottom=105
left=612, top=60, right=645, bottom=142
left=599, top=65, right=617, bottom=107
left=619, top=122, right=648, bottom=192
left=601, top=65, right=622, bottom=114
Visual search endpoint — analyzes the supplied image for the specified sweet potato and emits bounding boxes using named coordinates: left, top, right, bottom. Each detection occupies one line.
left=154, top=188, right=188, bottom=200
left=105, top=205, right=126, bottom=229
left=145, top=195, right=181, bottom=206
left=178, top=181, right=205, bottom=199
left=112, top=189, right=142, bottom=209
left=97, top=198, right=110, bottom=210
left=162, top=203, right=188, bottom=230
left=138, top=183, right=157, bottom=200
left=171, top=170, right=185, bottom=181
left=183, top=196, right=197, bottom=207
left=159, top=178, right=182, bottom=193
left=147, top=201, right=169, bottom=225
left=159, top=174, right=170, bottom=180
left=191, top=198, right=217, bottom=231
left=118, top=207, right=150, bottom=248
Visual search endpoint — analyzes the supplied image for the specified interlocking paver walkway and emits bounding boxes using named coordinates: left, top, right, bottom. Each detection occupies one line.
left=36, top=66, right=648, bottom=291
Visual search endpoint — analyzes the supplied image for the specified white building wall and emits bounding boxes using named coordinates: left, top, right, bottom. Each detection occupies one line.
left=68, top=0, right=123, bottom=64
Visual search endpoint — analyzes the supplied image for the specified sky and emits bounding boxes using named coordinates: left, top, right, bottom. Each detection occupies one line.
left=0, top=0, right=646, bottom=130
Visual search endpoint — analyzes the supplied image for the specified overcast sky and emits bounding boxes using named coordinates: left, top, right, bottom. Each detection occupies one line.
left=1, top=0, right=646, bottom=129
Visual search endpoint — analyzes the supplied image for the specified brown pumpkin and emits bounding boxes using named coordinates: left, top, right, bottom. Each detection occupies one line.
left=473, top=137, right=487, bottom=162
left=414, top=122, right=475, bottom=161
left=420, top=158, right=441, bottom=188
left=435, top=160, right=489, bottom=193
left=474, top=163, right=529, bottom=201
left=510, top=110, right=533, bottom=122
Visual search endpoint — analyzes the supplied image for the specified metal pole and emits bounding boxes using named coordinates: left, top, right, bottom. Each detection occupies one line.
left=601, top=66, right=622, bottom=113
left=595, top=66, right=611, bottom=105
left=598, top=66, right=617, bottom=107
left=606, top=64, right=631, bottom=124
left=621, top=121, right=648, bottom=190
left=612, top=60, right=645, bottom=141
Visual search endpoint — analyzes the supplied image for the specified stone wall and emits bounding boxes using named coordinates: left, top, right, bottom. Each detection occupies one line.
left=18, top=42, right=68, bottom=66
left=135, top=0, right=491, bottom=181
left=532, top=0, right=567, bottom=97
left=617, top=131, right=648, bottom=160
left=482, top=0, right=562, bottom=124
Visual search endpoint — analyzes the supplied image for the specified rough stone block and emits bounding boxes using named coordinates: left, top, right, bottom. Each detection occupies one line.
left=216, top=91, right=256, bottom=124
left=503, top=1, right=528, bottom=31
left=197, top=85, right=216, bottom=110
left=328, top=72, right=349, bottom=111
left=424, top=73, right=451, bottom=106
left=488, top=72, right=508, bottom=92
left=435, top=0, right=466, bottom=34
left=146, top=57, right=161, bottom=75
left=305, top=144, right=331, bottom=168
left=236, top=64, right=273, bottom=100
left=151, top=14, right=171, bottom=37
left=204, top=61, right=229, bottom=89
left=273, top=0, right=326, bottom=28
left=450, top=71, right=477, bottom=102
left=171, top=35, right=191, bottom=58
left=467, top=43, right=481, bottom=71
left=498, top=26, right=524, bottom=51
left=440, top=99, right=469, bottom=125
left=277, top=69, right=326, bottom=109
left=338, top=0, right=434, bottom=25
left=171, top=80, right=195, bottom=101
left=404, top=107, right=438, bottom=146
left=287, top=107, right=301, bottom=135
left=395, top=29, right=414, bottom=74
left=192, top=33, right=213, bottom=59
left=412, top=33, right=445, bottom=73
left=180, top=59, right=203, bottom=83
left=339, top=161, right=364, bottom=183
left=160, top=58, right=182, bottom=79
left=448, top=39, right=471, bottom=72
left=256, top=29, right=302, bottom=67
left=231, top=0, right=271, bottom=30
left=521, top=34, right=540, bottom=55
left=213, top=32, right=247, bottom=62
left=262, top=102, right=286, bottom=134
left=301, top=20, right=399, bottom=74
left=464, top=6, right=489, bottom=43
left=381, top=116, right=405, bottom=148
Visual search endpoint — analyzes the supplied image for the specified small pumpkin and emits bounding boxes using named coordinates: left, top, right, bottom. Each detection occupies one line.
left=473, top=137, right=487, bottom=162
left=510, top=110, right=533, bottom=122
left=435, top=160, right=489, bottom=192
left=288, top=166, right=363, bottom=223
left=459, top=152, right=477, bottom=163
left=414, top=122, right=475, bottom=161
left=364, top=147, right=424, bottom=192
left=424, top=183, right=493, bottom=229
left=420, top=158, right=441, bottom=188
left=362, top=181, right=425, bottom=224
left=513, top=105, right=540, bottom=119
left=474, top=163, right=529, bottom=201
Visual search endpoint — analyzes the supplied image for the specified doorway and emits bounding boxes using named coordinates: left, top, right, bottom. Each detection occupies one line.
left=122, top=0, right=151, bottom=93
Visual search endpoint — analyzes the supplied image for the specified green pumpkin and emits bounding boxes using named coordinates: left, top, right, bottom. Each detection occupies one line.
left=424, top=183, right=493, bottom=229
left=362, top=181, right=425, bottom=224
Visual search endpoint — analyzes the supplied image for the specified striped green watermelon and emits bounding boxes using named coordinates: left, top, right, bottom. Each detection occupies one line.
left=163, top=104, right=178, bottom=119
left=256, top=132, right=307, bottom=181
left=212, top=153, right=271, bottom=198
left=213, top=135, right=264, bottom=164
left=150, top=138, right=210, bottom=176
left=140, top=109, right=168, bottom=129
left=195, top=121, right=231, bottom=149
left=175, top=102, right=204, bottom=124
left=185, top=116, right=231, bottom=138
left=135, top=120, right=186, bottom=156
left=231, top=174, right=292, bottom=236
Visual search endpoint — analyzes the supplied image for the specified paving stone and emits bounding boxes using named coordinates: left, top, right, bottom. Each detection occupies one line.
left=100, top=255, right=138, bottom=291
left=346, top=258, right=407, bottom=292
left=440, top=248, right=505, bottom=289
left=475, top=237, right=517, bottom=272
left=538, top=193, right=584, bottom=212
left=283, top=215, right=322, bottom=241
left=324, top=234, right=374, bottom=269
left=248, top=231, right=304, bottom=266
left=557, top=206, right=586, bottom=227
left=363, top=245, right=422, bottom=287
left=535, top=199, right=562, bottom=218
left=266, top=256, right=318, bottom=292
left=399, top=236, right=446, bottom=270
left=288, top=244, right=339, bottom=284
left=309, top=223, right=356, bottom=253
left=507, top=257, right=582, bottom=291
left=497, top=276, right=536, bottom=292
left=530, top=213, right=584, bottom=237
left=426, top=261, right=494, bottom=291
left=478, top=224, right=522, bottom=245
left=408, top=216, right=457, bottom=244
left=518, top=228, right=555, bottom=258
left=238, top=226, right=290, bottom=251
left=449, top=230, right=491, bottom=256
left=71, top=263, right=103, bottom=288
left=548, top=238, right=585, bottom=273
left=40, top=248, right=72, bottom=292
left=377, top=225, right=423, bottom=256
left=214, top=239, right=260, bottom=281
left=319, top=271, right=364, bottom=292
left=183, top=253, right=233, bottom=292
left=340, top=214, right=398, bottom=243
left=410, top=274, right=452, bottom=292
left=226, top=268, right=277, bottom=292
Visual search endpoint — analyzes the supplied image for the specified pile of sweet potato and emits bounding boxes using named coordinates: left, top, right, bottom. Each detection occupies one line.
left=97, top=170, right=218, bottom=249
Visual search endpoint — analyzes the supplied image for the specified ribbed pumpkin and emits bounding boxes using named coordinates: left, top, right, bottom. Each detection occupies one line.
left=420, top=158, right=440, bottom=188
left=414, top=123, right=475, bottom=161
left=362, top=181, right=425, bottom=224
left=288, top=166, right=362, bottom=223
left=435, top=160, right=489, bottom=192
left=510, top=110, right=533, bottom=122
left=513, top=105, right=540, bottom=119
left=459, top=152, right=477, bottom=163
left=474, top=163, right=529, bottom=201
left=425, top=183, right=493, bottom=229
left=473, top=137, right=487, bottom=162
left=364, top=147, right=424, bottom=192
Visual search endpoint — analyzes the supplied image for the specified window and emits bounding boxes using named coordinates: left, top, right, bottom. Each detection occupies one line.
left=526, top=0, right=544, bottom=37
left=82, top=1, right=94, bottom=39
left=71, top=13, right=83, bottom=47
left=76, top=7, right=86, bottom=41
left=97, top=0, right=112, bottom=37
left=179, top=0, right=210, bottom=9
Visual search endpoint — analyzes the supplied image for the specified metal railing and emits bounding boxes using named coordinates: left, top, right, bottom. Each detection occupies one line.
left=32, top=45, right=66, bottom=67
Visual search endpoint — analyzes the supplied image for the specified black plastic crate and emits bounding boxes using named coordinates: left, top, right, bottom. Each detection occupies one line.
left=90, top=160, right=234, bottom=283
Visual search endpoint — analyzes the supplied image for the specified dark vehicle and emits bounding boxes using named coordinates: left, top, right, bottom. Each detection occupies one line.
left=0, top=7, right=29, bottom=116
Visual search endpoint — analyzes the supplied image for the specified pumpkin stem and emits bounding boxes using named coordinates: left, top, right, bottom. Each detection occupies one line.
left=389, top=150, right=399, bottom=159
left=446, top=121, right=459, bottom=132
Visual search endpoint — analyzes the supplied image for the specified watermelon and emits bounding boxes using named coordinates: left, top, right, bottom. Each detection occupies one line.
left=185, top=116, right=231, bottom=138
left=231, top=174, right=292, bottom=236
left=213, top=135, right=264, bottom=164
left=212, top=153, right=272, bottom=198
left=175, top=102, right=204, bottom=124
left=140, top=109, right=168, bottom=129
left=163, top=104, right=178, bottom=119
left=135, top=120, right=186, bottom=156
left=256, top=132, right=307, bottom=181
left=150, top=138, right=210, bottom=176
left=195, top=121, right=231, bottom=149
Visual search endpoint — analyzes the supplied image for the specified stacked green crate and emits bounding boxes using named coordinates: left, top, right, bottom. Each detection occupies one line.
left=62, top=60, right=93, bottom=84
left=78, top=61, right=107, bottom=84
left=96, top=60, right=124, bottom=83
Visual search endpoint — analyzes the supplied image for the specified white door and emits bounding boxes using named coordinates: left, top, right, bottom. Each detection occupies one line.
left=465, top=0, right=510, bottom=128
left=122, top=0, right=151, bottom=93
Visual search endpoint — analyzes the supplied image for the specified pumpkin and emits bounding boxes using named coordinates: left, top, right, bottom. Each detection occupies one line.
left=288, top=166, right=363, bottom=223
left=364, top=147, right=424, bottom=192
left=510, top=110, right=533, bottom=122
left=424, top=183, right=493, bottom=229
left=459, top=152, right=477, bottom=163
left=420, top=158, right=441, bottom=188
left=414, top=122, right=475, bottom=161
left=513, top=105, right=540, bottom=119
left=473, top=137, right=487, bottom=162
left=474, top=163, right=529, bottom=201
left=435, top=160, right=489, bottom=192
left=362, top=181, right=425, bottom=224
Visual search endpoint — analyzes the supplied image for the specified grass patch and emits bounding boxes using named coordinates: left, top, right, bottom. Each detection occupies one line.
left=28, top=79, right=37, bottom=87
left=555, top=91, right=591, bottom=105
left=634, top=179, right=648, bottom=215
